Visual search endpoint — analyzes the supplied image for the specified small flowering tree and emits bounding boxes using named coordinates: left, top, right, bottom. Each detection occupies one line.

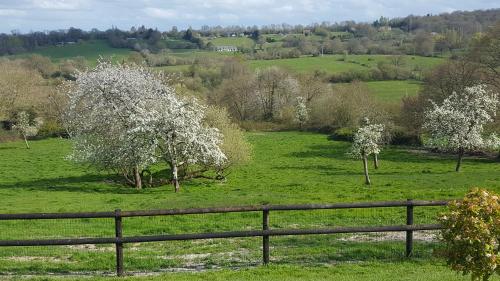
left=424, top=85, right=500, bottom=172
left=13, top=111, right=43, bottom=149
left=294, top=96, right=309, bottom=128
left=148, top=96, right=227, bottom=192
left=348, top=121, right=384, bottom=185
left=440, top=189, right=500, bottom=281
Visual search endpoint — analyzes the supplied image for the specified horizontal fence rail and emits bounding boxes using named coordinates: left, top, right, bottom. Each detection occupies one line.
left=0, top=199, right=452, bottom=276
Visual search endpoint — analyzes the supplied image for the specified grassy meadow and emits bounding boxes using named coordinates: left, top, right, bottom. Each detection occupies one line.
left=209, top=37, right=255, bottom=49
left=12, top=40, right=133, bottom=66
left=248, top=55, right=444, bottom=74
left=0, top=131, right=499, bottom=279
left=365, top=80, right=422, bottom=103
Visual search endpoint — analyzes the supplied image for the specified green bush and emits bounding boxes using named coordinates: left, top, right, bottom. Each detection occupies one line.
left=330, top=127, right=355, bottom=141
left=37, top=119, right=67, bottom=138
left=390, top=128, right=422, bottom=146
left=439, top=189, right=500, bottom=281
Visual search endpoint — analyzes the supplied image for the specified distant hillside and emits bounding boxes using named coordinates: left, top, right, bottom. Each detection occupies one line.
left=10, top=40, right=133, bottom=66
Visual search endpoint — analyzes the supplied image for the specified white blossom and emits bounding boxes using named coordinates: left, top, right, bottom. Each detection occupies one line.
left=64, top=60, right=226, bottom=190
left=348, top=122, right=384, bottom=159
left=347, top=120, right=384, bottom=185
left=424, top=84, right=499, bottom=153
left=294, top=96, right=309, bottom=126
left=13, top=111, right=43, bottom=149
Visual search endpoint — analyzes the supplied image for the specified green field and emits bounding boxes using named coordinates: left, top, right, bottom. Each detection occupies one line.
left=248, top=55, right=444, bottom=74
left=209, top=37, right=255, bottom=49
left=15, top=40, right=133, bottom=66
left=364, top=80, right=422, bottom=103
left=3, top=263, right=488, bottom=281
left=0, top=132, right=499, bottom=279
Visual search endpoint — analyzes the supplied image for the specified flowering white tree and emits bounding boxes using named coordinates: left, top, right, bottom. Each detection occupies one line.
left=65, top=61, right=226, bottom=191
left=147, top=96, right=227, bottom=192
left=294, top=96, right=309, bottom=128
left=424, top=85, right=500, bottom=172
left=348, top=121, right=384, bottom=185
left=13, top=111, right=43, bottom=149
left=64, top=61, right=160, bottom=189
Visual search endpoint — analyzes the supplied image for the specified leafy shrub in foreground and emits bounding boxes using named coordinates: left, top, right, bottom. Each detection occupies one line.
left=440, top=189, right=500, bottom=281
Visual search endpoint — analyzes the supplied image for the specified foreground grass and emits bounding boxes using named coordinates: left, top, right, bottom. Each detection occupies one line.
left=8, top=263, right=496, bottom=281
left=0, top=132, right=499, bottom=278
left=1, top=131, right=499, bottom=214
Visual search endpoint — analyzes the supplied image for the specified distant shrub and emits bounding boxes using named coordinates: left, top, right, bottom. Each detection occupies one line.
left=0, top=127, right=18, bottom=142
left=38, top=119, right=67, bottom=138
left=440, top=189, right=500, bottom=281
left=390, top=128, right=422, bottom=146
left=330, top=127, right=355, bottom=141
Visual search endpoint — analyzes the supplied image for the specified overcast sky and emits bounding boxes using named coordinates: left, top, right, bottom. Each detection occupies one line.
left=0, top=0, right=498, bottom=33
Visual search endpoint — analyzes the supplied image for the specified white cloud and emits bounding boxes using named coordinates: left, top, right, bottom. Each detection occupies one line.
left=0, top=0, right=498, bottom=33
left=218, top=13, right=239, bottom=21
left=143, top=6, right=207, bottom=20
left=31, top=0, right=87, bottom=10
left=143, top=7, right=176, bottom=18
left=0, top=9, right=27, bottom=16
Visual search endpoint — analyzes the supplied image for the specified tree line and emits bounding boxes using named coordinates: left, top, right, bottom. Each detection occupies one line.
left=1, top=9, right=498, bottom=56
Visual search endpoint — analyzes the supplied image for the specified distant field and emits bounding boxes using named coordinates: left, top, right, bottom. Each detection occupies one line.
left=248, top=55, right=444, bottom=74
left=168, top=49, right=237, bottom=59
left=365, top=80, right=422, bottom=103
left=209, top=37, right=255, bottom=49
left=16, top=40, right=133, bottom=66
left=335, top=80, right=422, bottom=104
left=249, top=55, right=365, bottom=73
left=153, top=64, right=190, bottom=73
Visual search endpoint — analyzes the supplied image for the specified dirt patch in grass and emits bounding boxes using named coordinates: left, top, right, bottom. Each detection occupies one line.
left=338, top=230, right=439, bottom=242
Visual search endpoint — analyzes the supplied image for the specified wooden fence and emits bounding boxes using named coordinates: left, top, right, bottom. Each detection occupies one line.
left=0, top=199, right=450, bottom=276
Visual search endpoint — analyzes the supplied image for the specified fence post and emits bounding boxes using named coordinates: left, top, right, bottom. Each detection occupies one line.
left=263, top=209, right=270, bottom=265
left=115, top=209, right=124, bottom=276
left=406, top=199, right=414, bottom=258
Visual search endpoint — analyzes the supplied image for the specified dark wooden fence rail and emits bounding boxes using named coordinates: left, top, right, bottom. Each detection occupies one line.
left=0, top=199, right=450, bottom=277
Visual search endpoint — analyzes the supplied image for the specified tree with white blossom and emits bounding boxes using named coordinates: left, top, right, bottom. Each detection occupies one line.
left=348, top=120, right=384, bottom=185
left=64, top=61, right=227, bottom=191
left=13, top=111, right=43, bottom=149
left=294, top=96, right=309, bottom=128
left=147, top=96, right=227, bottom=192
left=424, top=84, right=500, bottom=172
left=64, top=61, right=160, bottom=189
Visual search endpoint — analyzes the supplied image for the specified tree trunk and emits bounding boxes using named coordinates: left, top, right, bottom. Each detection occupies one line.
left=133, top=165, right=142, bottom=190
left=363, top=155, right=371, bottom=185
left=455, top=148, right=464, bottom=172
left=172, top=164, right=180, bottom=193
left=23, top=134, right=30, bottom=149
left=373, top=154, right=379, bottom=169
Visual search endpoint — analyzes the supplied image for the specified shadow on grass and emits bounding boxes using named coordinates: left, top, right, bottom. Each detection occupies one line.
left=0, top=174, right=158, bottom=194
left=288, top=144, right=498, bottom=166
left=0, top=146, right=20, bottom=150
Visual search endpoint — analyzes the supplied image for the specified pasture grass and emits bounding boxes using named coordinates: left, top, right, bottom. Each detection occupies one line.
left=0, top=131, right=499, bottom=279
left=5, top=263, right=490, bottom=281
left=209, top=37, right=255, bottom=49
left=365, top=80, right=422, bottom=103
left=248, top=55, right=444, bottom=74
left=15, top=40, right=133, bottom=66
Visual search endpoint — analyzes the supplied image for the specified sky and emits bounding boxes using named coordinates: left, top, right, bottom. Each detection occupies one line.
left=0, top=0, right=498, bottom=33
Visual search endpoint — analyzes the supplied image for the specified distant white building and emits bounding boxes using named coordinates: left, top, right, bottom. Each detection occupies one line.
left=215, top=45, right=238, bottom=52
